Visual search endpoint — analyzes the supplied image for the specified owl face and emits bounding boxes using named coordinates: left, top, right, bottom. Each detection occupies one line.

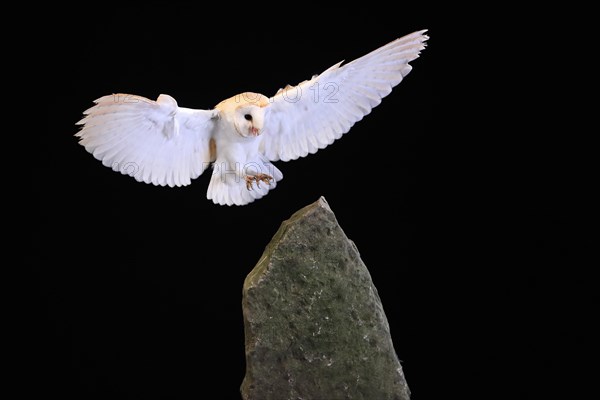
left=215, top=92, right=270, bottom=139
left=234, top=104, right=266, bottom=137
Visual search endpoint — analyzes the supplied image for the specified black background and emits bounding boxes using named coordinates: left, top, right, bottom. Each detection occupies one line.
left=28, top=4, right=593, bottom=400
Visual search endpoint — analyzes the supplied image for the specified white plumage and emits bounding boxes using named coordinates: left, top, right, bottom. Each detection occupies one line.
left=76, top=30, right=428, bottom=205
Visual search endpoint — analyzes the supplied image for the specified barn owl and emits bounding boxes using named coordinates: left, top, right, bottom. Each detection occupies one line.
left=76, top=30, right=428, bottom=206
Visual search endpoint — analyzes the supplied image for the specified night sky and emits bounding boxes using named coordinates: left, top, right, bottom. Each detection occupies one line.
left=28, top=5, right=590, bottom=400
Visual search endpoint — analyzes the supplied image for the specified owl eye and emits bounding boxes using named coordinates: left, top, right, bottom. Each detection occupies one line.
left=244, top=114, right=253, bottom=121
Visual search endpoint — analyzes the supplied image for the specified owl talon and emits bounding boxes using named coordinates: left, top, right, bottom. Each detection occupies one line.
left=257, top=173, right=273, bottom=186
left=245, top=175, right=255, bottom=190
left=245, top=173, right=273, bottom=190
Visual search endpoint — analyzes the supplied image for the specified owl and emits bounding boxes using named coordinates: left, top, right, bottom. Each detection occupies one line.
left=76, top=30, right=428, bottom=205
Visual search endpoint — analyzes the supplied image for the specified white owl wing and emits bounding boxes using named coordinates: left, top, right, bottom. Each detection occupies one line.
left=76, top=93, right=217, bottom=187
left=260, top=29, right=428, bottom=162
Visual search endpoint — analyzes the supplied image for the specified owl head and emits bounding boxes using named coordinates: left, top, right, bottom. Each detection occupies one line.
left=216, top=92, right=270, bottom=138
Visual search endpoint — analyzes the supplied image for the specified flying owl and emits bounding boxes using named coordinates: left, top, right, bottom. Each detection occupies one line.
left=76, top=30, right=428, bottom=205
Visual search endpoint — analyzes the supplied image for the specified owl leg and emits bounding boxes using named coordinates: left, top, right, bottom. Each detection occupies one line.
left=245, top=173, right=273, bottom=190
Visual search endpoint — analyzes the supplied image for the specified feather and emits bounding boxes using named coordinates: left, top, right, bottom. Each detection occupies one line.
left=261, top=29, right=428, bottom=162
left=75, top=93, right=216, bottom=187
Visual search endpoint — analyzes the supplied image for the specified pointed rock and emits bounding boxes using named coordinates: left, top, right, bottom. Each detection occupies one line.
left=241, top=197, right=410, bottom=400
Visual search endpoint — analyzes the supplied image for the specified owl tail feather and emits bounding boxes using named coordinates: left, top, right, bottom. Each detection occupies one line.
left=206, top=155, right=283, bottom=206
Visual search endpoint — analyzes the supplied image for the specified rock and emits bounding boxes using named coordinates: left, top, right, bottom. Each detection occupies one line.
left=241, top=197, right=410, bottom=400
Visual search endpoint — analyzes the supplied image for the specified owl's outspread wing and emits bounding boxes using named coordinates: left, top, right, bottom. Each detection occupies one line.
left=76, top=94, right=217, bottom=187
left=260, top=29, right=428, bottom=162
